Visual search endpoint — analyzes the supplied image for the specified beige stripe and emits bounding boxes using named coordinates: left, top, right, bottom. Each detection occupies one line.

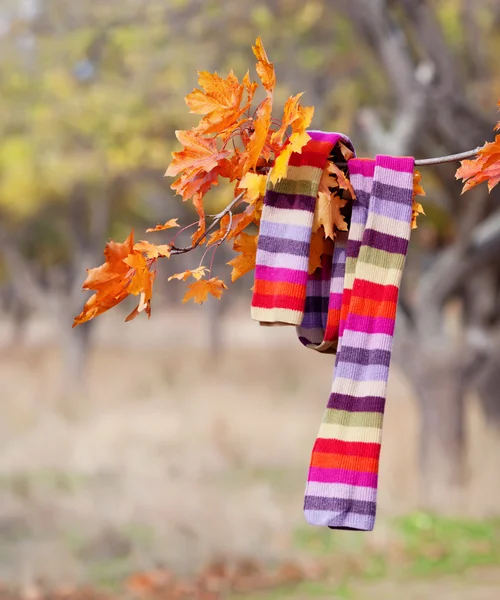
left=364, top=214, right=412, bottom=238
left=283, top=164, right=322, bottom=183
left=264, top=206, right=315, bottom=227
left=317, top=422, right=383, bottom=444
left=354, top=261, right=405, bottom=287
left=332, top=377, right=387, bottom=398
left=324, top=409, right=383, bottom=429
left=251, top=306, right=302, bottom=325
left=346, top=221, right=368, bottom=242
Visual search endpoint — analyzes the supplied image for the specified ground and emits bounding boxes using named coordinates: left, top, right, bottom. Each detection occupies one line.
left=0, top=305, right=499, bottom=598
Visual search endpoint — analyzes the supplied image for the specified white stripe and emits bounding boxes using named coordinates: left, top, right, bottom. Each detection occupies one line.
left=362, top=213, right=412, bottom=238
left=340, top=331, right=393, bottom=352
left=375, top=165, right=413, bottom=189
left=251, top=306, right=302, bottom=325
left=350, top=174, right=373, bottom=193
left=355, top=263, right=404, bottom=287
left=255, top=249, right=309, bottom=272
left=306, top=481, right=377, bottom=502
left=264, top=206, right=315, bottom=227
left=331, top=377, right=387, bottom=397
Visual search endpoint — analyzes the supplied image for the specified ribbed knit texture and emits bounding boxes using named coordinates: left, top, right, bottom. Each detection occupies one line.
left=303, top=155, right=415, bottom=531
left=251, top=131, right=355, bottom=325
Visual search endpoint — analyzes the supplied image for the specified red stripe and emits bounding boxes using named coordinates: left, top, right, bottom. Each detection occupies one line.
left=313, top=438, right=381, bottom=459
left=251, top=292, right=304, bottom=311
left=353, top=280, right=400, bottom=303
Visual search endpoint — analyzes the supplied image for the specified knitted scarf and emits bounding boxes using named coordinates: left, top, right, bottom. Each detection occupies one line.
left=251, top=133, right=415, bottom=531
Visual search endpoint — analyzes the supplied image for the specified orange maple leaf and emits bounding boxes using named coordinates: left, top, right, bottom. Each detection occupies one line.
left=73, top=231, right=156, bottom=326
left=168, top=266, right=208, bottom=281
left=186, top=70, right=255, bottom=136
left=133, top=240, right=171, bottom=259
left=146, top=219, right=179, bottom=233
left=252, top=37, right=275, bottom=95
left=242, top=97, right=272, bottom=174
left=227, top=232, right=258, bottom=282
left=183, top=277, right=228, bottom=304
left=456, top=135, right=500, bottom=193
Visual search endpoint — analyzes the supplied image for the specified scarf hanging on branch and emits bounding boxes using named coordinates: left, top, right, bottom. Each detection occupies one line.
left=251, top=132, right=415, bottom=531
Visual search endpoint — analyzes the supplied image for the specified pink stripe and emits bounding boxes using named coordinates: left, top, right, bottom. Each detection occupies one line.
left=345, top=314, right=395, bottom=336
left=254, top=265, right=309, bottom=285
left=375, top=155, right=414, bottom=172
left=329, top=293, right=343, bottom=309
left=308, top=467, right=378, bottom=488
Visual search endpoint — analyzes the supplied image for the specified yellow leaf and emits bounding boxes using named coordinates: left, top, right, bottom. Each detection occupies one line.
left=168, top=266, right=208, bottom=282
left=227, top=232, right=258, bottom=281
left=270, top=131, right=311, bottom=185
left=239, top=172, right=267, bottom=202
left=183, top=277, right=228, bottom=304
left=252, top=37, right=275, bottom=95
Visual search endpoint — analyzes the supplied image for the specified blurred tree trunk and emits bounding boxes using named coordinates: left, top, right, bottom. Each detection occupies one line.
left=344, top=0, right=500, bottom=511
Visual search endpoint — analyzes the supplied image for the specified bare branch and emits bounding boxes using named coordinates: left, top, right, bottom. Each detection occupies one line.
left=170, top=191, right=245, bottom=255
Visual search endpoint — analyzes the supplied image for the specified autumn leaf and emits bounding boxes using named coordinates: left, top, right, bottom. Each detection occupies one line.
left=242, top=97, right=272, bottom=174
left=328, top=162, right=356, bottom=197
left=456, top=136, right=500, bottom=193
left=270, top=130, right=311, bottom=185
left=239, top=172, right=267, bottom=202
left=73, top=231, right=156, bottom=326
left=252, top=37, right=275, bottom=95
left=191, top=191, right=206, bottom=244
left=133, top=240, right=171, bottom=259
left=146, top=219, right=179, bottom=233
left=308, top=230, right=334, bottom=275
left=186, top=70, right=254, bottom=136
left=227, top=232, right=258, bottom=281
left=183, top=277, right=228, bottom=304
left=339, top=141, right=355, bottom=161
left=168, top=266, right=208, bottom=281
left=312, top=162, right=348, bottom=239
left=411, top=169, right=426, bottom=230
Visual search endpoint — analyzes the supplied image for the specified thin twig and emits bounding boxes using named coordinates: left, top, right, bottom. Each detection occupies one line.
left=415, top=147, right=482, bottom=166
left=167, top=146, right=483, bottom=258
left=170, top=191, right=244, bottom=255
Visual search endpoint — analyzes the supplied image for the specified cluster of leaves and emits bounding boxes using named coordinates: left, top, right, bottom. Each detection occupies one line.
left=456, top=101, right=500, bottom=193
left=74, top=37, right=314, bottom=326
left=73, top=35, right=500, bottom=327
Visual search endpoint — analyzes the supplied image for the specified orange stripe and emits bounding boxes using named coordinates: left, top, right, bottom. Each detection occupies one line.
left=253, top=278, right=306, bottom=299
left=310, top=452, right=379, bottom=473
left=348, top=296, right=397, bottom=320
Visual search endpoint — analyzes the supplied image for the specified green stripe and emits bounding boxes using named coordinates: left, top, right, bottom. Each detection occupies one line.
left=269, top=178, right=315, bottom=196
left=358, top=246, right=405, bottom=270
left=323, top=409, right=383, bottom=429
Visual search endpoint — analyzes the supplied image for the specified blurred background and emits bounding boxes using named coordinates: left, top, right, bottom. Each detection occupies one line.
left=0, top=0, right=500, bottom=598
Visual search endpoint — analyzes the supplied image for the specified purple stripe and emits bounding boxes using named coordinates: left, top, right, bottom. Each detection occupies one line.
left=345, top=314, right=396, bottom=336
left=340, top=347, right=391, bottom=367
left=264, top=191, right=316, bottom=212
left=305, top=509, right=375, bottom=531
left=259, top=220, right=313, bottom=244
left=371, top=180, right=414, bottom=205
left=304, top=495, right=376, bottom=516
left=258, top=235, right=310, bottom=257
left=254, top=265, right=308, bottom=285
left=309, top=467, right=378, bottom=488
left=369, top=197, right=412, bottom=223
left=327, top=394, right=386, bottom=413
left=335, top=360, right=390, bottom=382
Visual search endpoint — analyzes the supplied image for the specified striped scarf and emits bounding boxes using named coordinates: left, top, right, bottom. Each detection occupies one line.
left=251, top=134, right=415, bottom=531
